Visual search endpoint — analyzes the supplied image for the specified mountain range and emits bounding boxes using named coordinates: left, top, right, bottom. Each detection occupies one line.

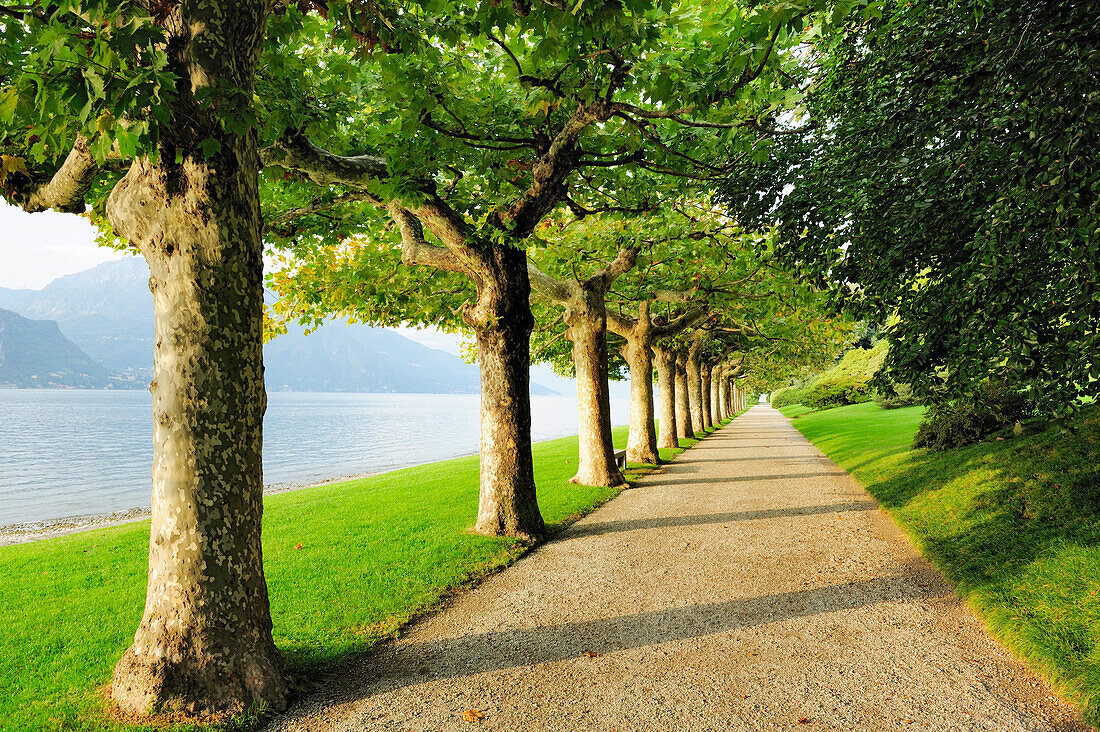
left=0, top=258, right=556, bottom=394
left=0, top=307, right=116, bottom=388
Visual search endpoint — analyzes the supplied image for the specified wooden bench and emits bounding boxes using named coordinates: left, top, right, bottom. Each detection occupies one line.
left=613, top=449, right=627, bottom=469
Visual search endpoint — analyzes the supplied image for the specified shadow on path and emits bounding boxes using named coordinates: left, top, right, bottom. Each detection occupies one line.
left=562, top=502, right=878, bottom=539
left=641, top=472, right=849, bottom=487
left=305, top=573, right=942, bottom=709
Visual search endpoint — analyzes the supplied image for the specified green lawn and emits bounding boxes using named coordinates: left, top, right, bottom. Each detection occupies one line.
left=0, top=423, right=709, bottom=731
left=780, top=401, right=1100, bottom=726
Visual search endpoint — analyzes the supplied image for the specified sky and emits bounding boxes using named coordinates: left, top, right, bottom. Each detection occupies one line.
left=0, top=201, right=124, bottom=290
left=0, top=201, right=604, bottom=395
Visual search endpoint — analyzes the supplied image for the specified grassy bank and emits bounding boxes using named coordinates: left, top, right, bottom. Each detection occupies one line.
left=0, top=424, right=707, bottom=731
left=780, top=401, right=1100, bottom=725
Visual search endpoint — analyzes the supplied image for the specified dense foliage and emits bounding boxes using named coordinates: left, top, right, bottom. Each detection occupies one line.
left=771, top=338, right=885, bottom=409
left=912, top=381, right=1035, bottom=451
left=873, top=382, right=921, bottom=410
left=722, top=0, right=1100, bottom=415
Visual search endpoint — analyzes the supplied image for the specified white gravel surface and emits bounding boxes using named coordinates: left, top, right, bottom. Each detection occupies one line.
left=266, top=405, right=1088, bottom=731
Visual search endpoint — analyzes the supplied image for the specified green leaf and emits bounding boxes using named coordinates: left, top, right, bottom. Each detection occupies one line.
left=199, top=138, right=222, bottom=158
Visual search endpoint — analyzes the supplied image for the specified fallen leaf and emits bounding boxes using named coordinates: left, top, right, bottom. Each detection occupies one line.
left=462, top=709, right=485, bottom=722
left=294, top=543, right=303, bottom=550
left=582, top=650, right=601, bottom=658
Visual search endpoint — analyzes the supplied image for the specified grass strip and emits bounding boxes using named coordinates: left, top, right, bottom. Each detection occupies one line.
left=780, top=401, right=1100, bottom=726
left=0, top=423, right=711, bottom=731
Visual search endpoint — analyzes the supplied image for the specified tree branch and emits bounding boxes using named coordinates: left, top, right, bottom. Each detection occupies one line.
left=264, top=190, right=380, bottom=235
left=527, top=260, right=575, bottom=303
left=605, top=308, right=634, bottom=338
left=653, top=305, right=708, bottom=338
left=262, top=130, right=472, bottom=253
left=11, top=134, right=100, bottom=213
left=261, top=131, right=387, bottom=188
left=652, top=289, right=698, bottom=304
left=488, top=101, right=607, bottom=238
left=388, top=203, right=470, bottom=275
left=598, top=244, right=638, bottom=284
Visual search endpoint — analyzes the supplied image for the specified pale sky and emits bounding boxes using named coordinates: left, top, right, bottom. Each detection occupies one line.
left=0, top=200, right=594, bottom=393
left=0, top=200, right=467, bottom=354
left=0, top=201, right=124, bottom=290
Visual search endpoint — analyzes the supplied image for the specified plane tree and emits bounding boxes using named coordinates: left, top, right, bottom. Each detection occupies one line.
left=0, top=0, right=852, bottom=717
left=602, top=212, right=772, bottom=459
left=526, top=207, right=723, bottom=479
left=683, top=255, right=847, bottom=423
left=262, top=0, right=840, bottom=533
left=0, top=0, right=460, bottom=717
left=0, top=0, right=310, bottom=715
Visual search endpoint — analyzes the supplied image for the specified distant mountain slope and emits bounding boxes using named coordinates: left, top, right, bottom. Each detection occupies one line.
left=0, top=308, right=114, bottom=387
left=0, top=257, right=151, bottom=377
left=0, top=259, right=557, bottom=394
left=264, top=323, right=485, bottom=393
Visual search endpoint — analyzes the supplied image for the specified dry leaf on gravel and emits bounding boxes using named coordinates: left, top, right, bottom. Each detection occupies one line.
left=461, top=709, right=485, bottom=722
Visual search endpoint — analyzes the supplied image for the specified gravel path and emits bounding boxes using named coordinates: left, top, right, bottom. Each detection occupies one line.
left=267, top=405, right=1087, bottom=731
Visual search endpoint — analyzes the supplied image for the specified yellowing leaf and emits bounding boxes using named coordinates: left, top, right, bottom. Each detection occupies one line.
left=0, top=154, right=28, bottom=185
left=96, top=110, right=115, bottom=136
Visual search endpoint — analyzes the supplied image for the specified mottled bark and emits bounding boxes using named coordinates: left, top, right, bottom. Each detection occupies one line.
left=710, top=368, right=721, bottom=425
left=471, top=248, right=545, bottom=539
left=717, top=370, right=728, bottom=422
left=104, top=1, right=286, bottom=716
left=700, top=364, right=713, bottom=431
left=529, top=250, right=635, bottom=488
left=685, top=343, right=705, bottom=435
left=620, top=336, right=658, bottom=465
left=608, top=301, right=659, bottom=465
left=653, top=346, right=678, bottom=449
left=567, top=295, right=625, bottom=487
left=674, top=353, right=695, bottom=440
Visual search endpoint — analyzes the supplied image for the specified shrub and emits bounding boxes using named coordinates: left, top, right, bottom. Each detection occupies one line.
left=770, top=387, right=807, bottom=409
left=770, top=341, right=889, bottom=411
left=874, top=383, right=922, bottom=409
left=801, top=377, right=873, bottom=410
left=913, top=382, right=1033, bottom=450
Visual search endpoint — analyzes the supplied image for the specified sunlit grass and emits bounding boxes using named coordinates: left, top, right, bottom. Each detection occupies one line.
left=781, top=401, right=1100, bottom=726
left=0, top=421, right=719, bottom=731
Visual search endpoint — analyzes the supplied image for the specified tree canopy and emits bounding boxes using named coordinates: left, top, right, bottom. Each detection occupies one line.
left=721, top=0, right=1100, bottom=414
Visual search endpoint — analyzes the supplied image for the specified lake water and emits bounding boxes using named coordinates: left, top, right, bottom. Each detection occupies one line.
left=0, top=390, right=629, bottom=527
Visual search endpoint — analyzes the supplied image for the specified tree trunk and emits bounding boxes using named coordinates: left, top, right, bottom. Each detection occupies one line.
left=717, top=370, right=728, bottom=422
left=104, top=2, right=288, bottom=716
left=565, top=287, right=625, bottom=487
left=700, top=364, right=713, bottom=431
left=653, top=346, right=678, bottom=450
left=471, top=247, right=546, bottom=539
left=686, top=351, right=705, bottom=435
left=621, top=337, right=658, bottom=465
left=674, top=354, right=695, bottom=440
left=710, top=369, right=721, bottom=425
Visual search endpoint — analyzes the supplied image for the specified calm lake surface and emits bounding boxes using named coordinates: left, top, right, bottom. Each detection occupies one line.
left=0, top=390, right=629, bottom=526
